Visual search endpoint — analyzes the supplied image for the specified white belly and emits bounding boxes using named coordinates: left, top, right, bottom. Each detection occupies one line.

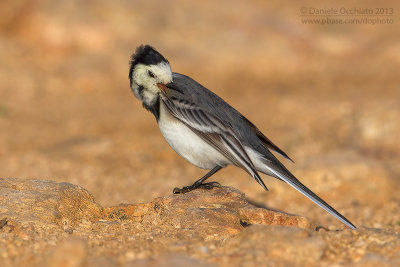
left=157, top=103, right=229, bottom=169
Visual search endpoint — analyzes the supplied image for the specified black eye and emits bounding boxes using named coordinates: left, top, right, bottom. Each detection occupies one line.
left=147, top=70, right=155, bottom=78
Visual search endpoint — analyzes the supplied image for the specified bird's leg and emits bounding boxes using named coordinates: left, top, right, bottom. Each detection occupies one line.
left=173, top=166, right=223, bottom=194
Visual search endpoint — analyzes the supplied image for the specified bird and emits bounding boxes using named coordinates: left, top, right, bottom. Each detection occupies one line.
left=128, top=44, right=356, bottom=230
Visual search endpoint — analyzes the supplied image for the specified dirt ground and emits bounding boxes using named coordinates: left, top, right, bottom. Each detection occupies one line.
left=0, top=0, right=399, bottom=266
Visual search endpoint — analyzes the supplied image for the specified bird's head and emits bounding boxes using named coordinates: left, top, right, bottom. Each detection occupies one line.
left=129, top=45, right=172, bottom=107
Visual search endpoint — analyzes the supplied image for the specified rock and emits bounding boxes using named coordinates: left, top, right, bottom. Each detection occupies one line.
left=217, top=225, right=326, bottom=266
left=238, top=206, right=313, bottom=229
left=320, top=227, right=400, bottom=263
left=1, top=178, right=311, bottom=235
left=1, top=178, right=399, bottom=266
left=45, top=238, right=88, bottom=267
left=103, top=186, right=314, bottom=239
left=0, top=178, right=102, bottom=228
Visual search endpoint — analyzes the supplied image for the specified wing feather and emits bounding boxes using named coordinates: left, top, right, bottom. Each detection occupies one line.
left=240, top=115, right=294, bottom=163
left=162, top=94, right=267, bottom=189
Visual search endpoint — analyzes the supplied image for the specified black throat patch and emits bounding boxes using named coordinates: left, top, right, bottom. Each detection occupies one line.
left=142, top=97, right=160, bottom=121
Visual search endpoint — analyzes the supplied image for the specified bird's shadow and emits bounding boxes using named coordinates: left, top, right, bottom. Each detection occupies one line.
left=245, top=198, right=300, bottom=217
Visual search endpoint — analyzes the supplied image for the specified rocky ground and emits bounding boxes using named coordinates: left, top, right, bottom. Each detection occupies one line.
left=1, top=0, right=399, bottom=266
left=1, top=178, right=399, bottom=267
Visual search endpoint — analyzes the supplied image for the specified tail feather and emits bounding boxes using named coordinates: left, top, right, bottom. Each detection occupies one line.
left=259, top=163, right=356, bottom=230
left=253, top=172, right=269, bottom=191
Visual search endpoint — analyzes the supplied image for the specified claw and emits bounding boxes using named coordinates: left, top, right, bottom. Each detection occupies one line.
left=172, top=181, right=221, bottom=194
left=173, top=187, right=190, bottom=194
left=200, top=181, right=221, bottom=189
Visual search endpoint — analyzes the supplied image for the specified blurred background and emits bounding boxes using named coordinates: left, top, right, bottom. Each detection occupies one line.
left=0, top=0, right=399, bottom=229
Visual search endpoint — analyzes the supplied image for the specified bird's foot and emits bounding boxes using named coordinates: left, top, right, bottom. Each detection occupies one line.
left=173, top=181, right=221, bottom=194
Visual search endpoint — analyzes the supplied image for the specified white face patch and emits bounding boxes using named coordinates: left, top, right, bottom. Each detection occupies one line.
left=131, top=62, right=172, bottom=106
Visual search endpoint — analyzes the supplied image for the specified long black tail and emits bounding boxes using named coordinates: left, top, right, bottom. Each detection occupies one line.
left=259, top=162, right=356, bottom=229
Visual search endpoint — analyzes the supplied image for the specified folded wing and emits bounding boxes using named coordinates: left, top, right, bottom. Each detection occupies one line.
left=161, top=94, right=268, bottom=191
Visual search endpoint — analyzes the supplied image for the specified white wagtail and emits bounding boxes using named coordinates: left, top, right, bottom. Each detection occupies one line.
left=128, top=45, right=356, bottom=230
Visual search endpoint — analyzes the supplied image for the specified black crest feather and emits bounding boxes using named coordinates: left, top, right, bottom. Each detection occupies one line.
left=129, top=45, right=169, bottom=86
